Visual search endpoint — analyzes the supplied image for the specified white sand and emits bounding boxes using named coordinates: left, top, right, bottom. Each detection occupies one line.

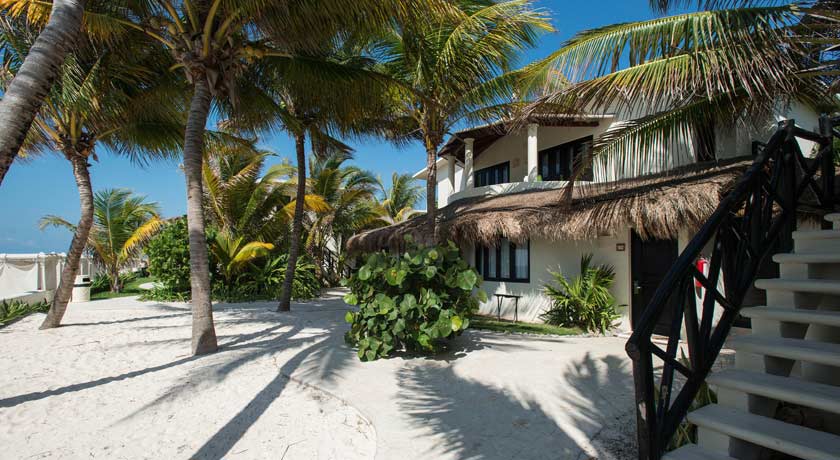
left=1, top=292, right=638, bottom=460
left=0, top=297, right=374, bottom=460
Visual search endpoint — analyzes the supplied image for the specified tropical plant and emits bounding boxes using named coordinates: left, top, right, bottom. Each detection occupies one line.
left=207, top=231, right=273, bottom=286
left=376, top=172, right=423, bottom=224
left=40, top=188, right=163, bottom=292
left=79, top=0, right=434, bottom=353
left=304, top=151, right=384, bottom=283
left=372, top=0, right=551, bottom=228
left=1, top=19, right=181, bottom=329
left=523, top=0, right=836, bottom=184
left=0, top=0, right=86, bottom=186
left=0, top=299, right=50, bottom=327
left=145, top=217, right=192, bottom=296
left=540, top=254, right=619, bottom=334
left=342, top=237, right=486, bottom=361
left=214, top=254, right=321, bottom=302
left=202, top=139, right=328, bottom=244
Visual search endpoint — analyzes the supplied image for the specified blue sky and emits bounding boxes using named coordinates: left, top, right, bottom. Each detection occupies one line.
left=0, top=0, right=669, bottom=253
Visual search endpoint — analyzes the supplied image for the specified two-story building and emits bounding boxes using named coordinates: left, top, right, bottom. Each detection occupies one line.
left=347, top=105, right=821, bottom=332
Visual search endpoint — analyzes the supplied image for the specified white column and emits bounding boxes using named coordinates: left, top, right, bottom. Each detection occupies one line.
left=526, top=123, right=539, bottom=181
left=446, top=155, right=457, bottom=193
left=462, top=138, right=475, bottom=190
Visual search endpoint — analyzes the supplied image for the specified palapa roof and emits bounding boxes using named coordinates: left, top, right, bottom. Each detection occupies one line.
left=346, top=158, right=753, bottom=253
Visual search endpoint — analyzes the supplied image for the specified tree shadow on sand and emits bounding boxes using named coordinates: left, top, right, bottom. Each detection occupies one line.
left=395, top=348, right=636, bottom=460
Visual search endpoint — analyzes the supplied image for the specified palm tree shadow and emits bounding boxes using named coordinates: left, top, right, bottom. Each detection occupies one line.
left=395, top=349, right=636, bottom=460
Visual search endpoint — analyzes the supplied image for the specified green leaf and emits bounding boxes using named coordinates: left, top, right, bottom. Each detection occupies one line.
left=394, top=318, right=405, bottom=333
left=344, top=293, right=358, bottom=305
left=358, top=265, right=372, bottom=281
left=365, top=350, right=377, bottom=361
left=451, top=315, right=463, bottom=331
left=344, top=311, right=354, bottom=323
left=457, top=270, right=478, bottom=291
left=476, top=289, right=488, bottom=303
left=400, top=294, right=417, bottom=312
left=425, top=265, right=437, bottom=279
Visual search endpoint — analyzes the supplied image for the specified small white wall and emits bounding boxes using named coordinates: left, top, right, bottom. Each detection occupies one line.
left=0, top=253, right=97, bottom=302
left=436, top=158, right=463, bottom=207
left=469, top=230, right=633, bottom=330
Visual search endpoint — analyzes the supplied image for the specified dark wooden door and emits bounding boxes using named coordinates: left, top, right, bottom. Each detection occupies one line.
left=631, top=231, right=679, bottom=336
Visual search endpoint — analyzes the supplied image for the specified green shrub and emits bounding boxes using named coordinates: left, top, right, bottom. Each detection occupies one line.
left=90, top=273, right=111, bottom=293
left=540, top=254, right=620, bottom=333
left=145, top=217, right=192, bottom=296
left=91, top=272, right=139, bottom=294
left=212, top=254, right=321, bottom=302
left=342, top=238, right=486, bottom=361
left=0, top=299, right=49, bottom=327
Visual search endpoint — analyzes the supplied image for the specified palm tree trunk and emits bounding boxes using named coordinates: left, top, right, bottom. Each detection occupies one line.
left=184, top=78, right=217, bottom=355
left=424, top=136, right=438, bottom=230
left=110, top=266, right=121, bottom=293
left=0, top=0, right=86, bottom=187
left=40, top=154, right=93, bottom=329
left=278, top=131, right=307, bottom=312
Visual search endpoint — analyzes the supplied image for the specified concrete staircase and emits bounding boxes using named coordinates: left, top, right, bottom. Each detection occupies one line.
left=665, top=214, right=840, bottom=460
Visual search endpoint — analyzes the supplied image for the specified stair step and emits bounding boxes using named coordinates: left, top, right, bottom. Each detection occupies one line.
left=754, top=278, right=840, bottom=295
left=708, top=369, right=840, bottom=414
left=792, top=229, right=840, bottom=241
left=741, top=306, right=840, bottom=327
left=688, top=405, right=840, bottom=460
left=729, top=335, right=840, bottom=367
left=663, top=444, right=736, bottom=460
left=773, top=253, right=840, bottom=264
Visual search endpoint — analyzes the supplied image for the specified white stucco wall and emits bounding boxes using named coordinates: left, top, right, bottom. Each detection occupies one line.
left=468, top=230, right=634, bottom=330
left=435, top=158, right=463, bottom=207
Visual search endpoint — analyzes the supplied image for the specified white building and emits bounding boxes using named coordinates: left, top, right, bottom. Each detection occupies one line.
left=348, top=104, right=821, bottom=331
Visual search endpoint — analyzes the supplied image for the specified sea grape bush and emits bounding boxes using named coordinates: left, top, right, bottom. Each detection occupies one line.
left=342, top=238, right=486, bottom=361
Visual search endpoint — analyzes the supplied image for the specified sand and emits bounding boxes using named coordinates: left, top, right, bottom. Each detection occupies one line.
left=0, top=291, right=637, bottom=460
left=0, top=296, right=374, bottom=460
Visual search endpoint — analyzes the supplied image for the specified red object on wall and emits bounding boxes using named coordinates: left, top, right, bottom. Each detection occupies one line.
left=695, top=257, right=709, bottom=289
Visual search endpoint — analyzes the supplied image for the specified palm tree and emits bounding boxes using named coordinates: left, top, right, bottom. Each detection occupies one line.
left=376, top=172, right=423, bottom=224
left=305, top=151, right=383, bottom=283
left=40, top=189, right=163, bottom=292
left=0, top=0, right=86, bottom=187
left=372, top=0, right=551, bottom=228
left=522, top=1, right=836, bottom=182
left=202, top=139, right=328, bottom=245
left=0, top=20, right=181, bottom=329
left=109, top=0, right=438, bottom=353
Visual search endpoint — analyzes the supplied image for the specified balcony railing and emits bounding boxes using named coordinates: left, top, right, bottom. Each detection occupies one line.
left=625, top=116, right=838, bottom=460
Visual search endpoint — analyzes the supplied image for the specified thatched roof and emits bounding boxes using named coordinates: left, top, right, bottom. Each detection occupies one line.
left=347, top=158, right=752, bottom=253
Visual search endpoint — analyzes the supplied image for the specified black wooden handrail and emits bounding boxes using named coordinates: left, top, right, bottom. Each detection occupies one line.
left=626, top=115, right=838, bottom=460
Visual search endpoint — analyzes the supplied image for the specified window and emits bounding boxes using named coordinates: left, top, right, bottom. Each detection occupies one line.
left=474, top=239, right=529, bottom=282
left=538, top=136, right=594, bottom=181
left=474, top=161, right=510, bottom=187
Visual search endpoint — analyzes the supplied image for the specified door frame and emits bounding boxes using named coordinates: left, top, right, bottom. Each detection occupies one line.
left=630, top=230, right=679, bottom=334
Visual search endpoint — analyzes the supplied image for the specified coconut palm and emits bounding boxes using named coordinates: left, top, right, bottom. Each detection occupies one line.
left=304, top=151, right=383, bottom=283
left=0, top=20, right=182, bottom=329
left=523, top=0, right=836, bottom=183
left=225, top=39, right=399, bottom=311
left=376, top=172, right=423, bottom=224
left=0, top=0, right=86, bottom=187
left=372, top=0, right=552, bottom=228
left=40, top=189, right=163, bottom=292
left=95, top=0, right=443, bottom=353
left=202, top=139, right=328, bottom=245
